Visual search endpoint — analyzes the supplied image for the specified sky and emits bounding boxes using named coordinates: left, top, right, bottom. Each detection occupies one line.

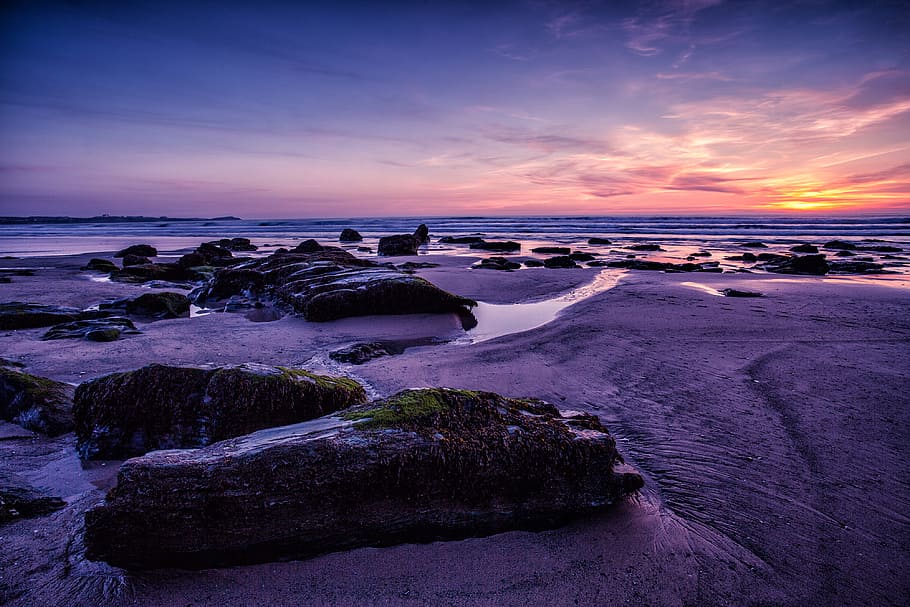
left=1, top=0, right=909, bottom=218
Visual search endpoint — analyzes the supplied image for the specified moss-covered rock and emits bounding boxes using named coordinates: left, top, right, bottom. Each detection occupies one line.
left=42, top=317, right=140, bottom=341
left=0, top=368, right=74, bottom=435
left=84, top=387, right=642, bottom=569
left=0, top=302, right=83, bottom=330
left=73, top=363, right=368, bottom=459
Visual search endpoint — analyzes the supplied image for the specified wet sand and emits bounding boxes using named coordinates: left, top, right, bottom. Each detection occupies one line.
left=1, top=253, right=908, bottom=606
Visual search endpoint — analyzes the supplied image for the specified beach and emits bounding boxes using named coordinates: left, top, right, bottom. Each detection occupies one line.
left=1, top=237, right=908, bottom=606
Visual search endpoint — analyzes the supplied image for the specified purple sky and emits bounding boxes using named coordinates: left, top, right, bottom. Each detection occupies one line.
left=1, top=0, right=909, bottom=217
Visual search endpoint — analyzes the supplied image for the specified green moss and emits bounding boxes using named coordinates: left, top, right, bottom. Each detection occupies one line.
left=277, top=367, right=364, bottom=394
left=342, top=388, right=477, bottom=429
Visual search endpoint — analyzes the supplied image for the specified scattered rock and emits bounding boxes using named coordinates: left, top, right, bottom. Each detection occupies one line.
left=0, top=367, right=74, bottom=435
left=100, top=292, right=191, bottom=319
left=762, top=254, right=829, bottom=275
left=740, top=242, right=767, bottom=249
left=857, top=245, right=902, bottom=253
left=606, top=260, right=717, bottom=272
left=42, top=317, right=140, bottom=341
left=84, top=388, right=643, bottom=569
left=543, top=256, right=579, bottom=269
left=329, top=342, right=392, bottom=365
left=339, top=229, right=363, bottom=242
left=690, top=251, right=712, bottom=257
left=790, top=244, right=819, bottom=253
left=823, top=240, right=856, bottom=250
left=587, top=237, right=612, bottom=245
left=0, top=302, right=110, bottom=330
left=398, top=261, right=440, bottom=272
left=206, top=238, right=257, bottom=252
left=114, top=244, right=157, bottom=258
left=196, top=242, right=235, bottom=264
left=73, top=363, right=368, bottom=460
left=474, top=257, right=521, bottom=271
left=828, top=261, right=885, bottom=274
left=524, top=259, right=544, bottom=267
left=834, top=250, right=856, bottom=257
left=378, top=234, right=420, bottom=256
left=755, top=253, right=789, bottom=263
left=82, top=258, right=118, bottom=272
left=721, top=288, right=763, bottom=298
left=531, top=246, right=570, bottom=255
left=439, top=236, right=484, bottom=244
left=469, top=240, right=521, bottom=252
left=0, top=471, right=66, bottom=523
left=121, top=254, right=151, bottom=267
left=568, top=252, right=595, bottom=262
left=110, top=263, right=203, bottom=284
left=627, top=244, right=662, bottom=251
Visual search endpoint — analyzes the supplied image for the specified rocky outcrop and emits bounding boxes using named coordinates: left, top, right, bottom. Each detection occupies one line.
left=569, top=252, right=595, bottom=262
left=84, top=388, right=643, bottom=569
left=378, top=234, right=420, bottom=256
left=0, top=471, right=66, bottom=523
left=543, top=256, right=579, bottom=269
left=82, top=258, right=118, bottom=272
left=587, top=237, right=612, bottom=245
left=414, top=224, right=430, bottom=244
left=0, top=367, right=74, bottom=436
left=739, top=242, right=767, bottom=249
left=790, top=244, right=818, bottom=253
left=524, top=259, right=544, bottom=267
left=73, top=363, right=368, bottom=460
left=206, top=237, right=257, bottom=252
left=823, top=240, right=856, bottom=250
left=439, top=236, right=483, bottom=244
left=627, top=244, right=662, bottom=251
left=0, top=302, right=110, bottom=330
left=121, top=254, right=151, bottom=267
left=330, top=342, right=393, bottom=365
left=197, top=245, right=475, bottom=322
left=474, top=257, right=521, bottom=271
left=110, top=263, right=202, bottom=284
left=857, top=245, right=902, bottom=253
left=829, top=261, right=885, bottom=274
left=532, top=246, right=571, bottom=255
left=42, top=318, right=140, bottom=341
left=469, top=240, right=521, bottom=252
left=605, top=260, right=720, bottom=272
left=762, top=254, right=829, bottom=275
left=114, top=244, right=157, bottom=258
left=339, top=229, right=363, bottom=242
left=100, top=292, right=190, bottom=319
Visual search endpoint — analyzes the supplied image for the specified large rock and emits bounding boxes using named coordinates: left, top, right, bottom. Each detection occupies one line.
left=531, top=246, right=571, bottom=254
left=474, top=257, right=521, bottom=271
left=73, top=363, right=368, bottom=460
left=378, top=234, right=420, bottom=256
left=0, top=302, right=110, bottom=330
left=206, top=237, right=257, bottom=252
left=100, top=292, right=190, bottom=319
left=790, top=243, right=818, bottom=253
left=339, top=228, right=363, bottom=242
left=114, top=244, right=157, bottom=258
left=84, top=388, right=643, bottom=569
left=0, top=367, right=74, bottom=435
left=413, top=223, right=430, bottom=244
left=762, top=254, right=829, bottom=275
left=0, top=471, right=66, bottom=523
left=110, top=263, right=201, bottom=284
left=197, top=246, right=476, bottom=322
left=543, top=256, right=579, bottom=269
left=470, top=240, right=521, bottom=252
left=823, top=240, right=856, bottom=250
left=439, top=236, right=483, bottom=244
left=121, top=254, right=151, bottom=267
left=42, top=317, right=140, bottom=341
left=82, top=258, right=118, bottom=272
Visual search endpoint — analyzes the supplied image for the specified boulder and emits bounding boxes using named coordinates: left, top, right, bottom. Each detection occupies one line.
left=0, top=367, right=74, bottom=435
left=823, top=240, right=856, bottom=250
left=84, top=388, right=643, bottom=569
left=568, top=252, right=595, bottom=262
left=339, top=228, right=363, bottom=242
left=414, top=224, right=430, bottom=244
left=474, top=257, right=521, bottom=271
left=42, top=317, right=140, bottom=341
left=110, top=263, right=201, bottom=284
left=378, top=234, right=420, bottom=256
left=790, top=244, right=818, bottom=253
left=196, top=242, right=234, bottom=264
left=762, top=254, right=829, bottom=275
left=543, top=256, right=579, bottom=269
left=82, top=258, right=118, bottom=272
left=0, top=302, right=111, bottom=330
left=439, top=236, right=483, bottom=244
left=690, top=251, right=712, bottom=257
left=197, top=247, right=475, bottom=322
left=206, top=238, right=257, bottom=252
left=101, top=292, right=190, bottom=319
left=294, top=239, right=324, bottom=254
left=73, top=363, right=368, bottom=460
left=121, top=254, right=151, bottom=267
left=329, top=342, right=392, bottom=365
left=739, top=242, right=767, bottom=249
left=0, top=471, right=66, bottom=523
left=114, top=244, right=157, bottom=258
left=587, top=237, right=612, bottom=245
left=524, top=259, right=545, bottom=267
left=469, top=240, right=521, bottom=252
left=531, top=246, right=570, bottom=255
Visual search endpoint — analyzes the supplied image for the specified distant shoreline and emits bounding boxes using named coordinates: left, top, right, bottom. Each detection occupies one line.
left=0, top=215, right=241, bottom=225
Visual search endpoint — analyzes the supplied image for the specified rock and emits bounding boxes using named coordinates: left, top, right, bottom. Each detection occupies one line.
left=790, top=244, right=818, bottom=253
left=378, top=234, right=420, bottom=256
left=0, top=367, right=74, bottom=435
left=0, top=471, right=66, bottom=523
left=197, top=247, right=475, bottom=322
left=42, top=317, right=140, bottom=341
left=196, top=242, right=234, bottom=264
left=740, top=242, right=767, bottom=249
left=690, top=251, right=712, bottom=257
left=398, top=261, right=440, bottom=272
left=834, top=250, right=856, bottom=257
left=543, top=256, right=579, bottom=269
left=439, top=236, right=484, bottom=244
left=357, top=246, right=372, bottom=252
left=82, top=258, right=118, bottom=272
left=627, top=244, right=662, bottom=251
left=177, top=252, right=206, bottom=268
left=121, top=254, right=151, bottom=267
left=531, top=246, right=571, bottom=255
left=857, top=245, right=902, bottom=253
left=206, top=238, right=257, bottom=252
left=114, top=244, right=157, bottom=258
left=329, top=342, right=392, bottom=365
left=474, top=257, right=521, bottom=271
left=339, top=228, right=363, bottom=242
left=84, top=388, right=643, bottom=569
left=73, top=363, right=368, bottom=460
left=414, top=224, right=430, bottom=244
left=294, top=239, right=324, bottom=254
left=524, top=259, right=544, bottom=267
left=101, top=292, right=190, bottom=319
left=587, top=237, right=612, bottom=245
left=742, top=252, right=757, bottom=262
left=469, top=240, right=521, bottom=252
left=0, top=302, right=112, bottom=330
left=762, top=254, right=829, bottom=275
left=606, top=260, right=671, bottom=271
left=568, top=252, right=595, bottom=262
left=828, top=261, right=885, bottom=274
left=755, top=253, right=789, bottom=263
left=823, top=240, right=856, bottom=250
left=110, top=263, right=201, bottom=284
left=721, top=288, right=763, bottom=298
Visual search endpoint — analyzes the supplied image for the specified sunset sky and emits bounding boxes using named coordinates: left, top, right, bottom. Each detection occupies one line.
left=1, top=0, right=908, bottom=217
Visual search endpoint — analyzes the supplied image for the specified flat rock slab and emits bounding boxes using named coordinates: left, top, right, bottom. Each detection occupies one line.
left=84, top=388, right=643, bottom=569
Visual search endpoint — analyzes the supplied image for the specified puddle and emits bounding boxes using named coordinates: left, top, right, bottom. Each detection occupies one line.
left=459, top=269, right=625, bottom=343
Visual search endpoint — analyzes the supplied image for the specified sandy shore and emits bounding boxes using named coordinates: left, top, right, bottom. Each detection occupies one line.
left=1, top=252, right=908, bottom=606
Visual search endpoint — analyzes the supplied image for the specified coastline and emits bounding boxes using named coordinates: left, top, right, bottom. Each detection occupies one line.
left=1, top=247, right=908, bottom=606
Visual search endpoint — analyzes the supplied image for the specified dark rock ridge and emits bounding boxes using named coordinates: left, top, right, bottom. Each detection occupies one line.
left=414, top=223, right=430, bottom=244
left=42, top=317, right=140, bottom=341
left=531, top=246, right=571, bottom=254
left=110, top=262, right=206, bottom=284
left=762, top=254, right=829, bottom=275
left=605, top=260, right=720, bottom=272
left=0, top=367, right=74, bottom=435
left=823, top=240, right=856, bottom=250
left=469, top=240, right=521, bottom=252
left=82, top=258, right=118, bottom=272
left=627, top=244, right=662, bottom=251
left=524, top=259, right=544, bottom=267
left=0, top=302, right=112, bottom=330
left=857, top=245, right=902, bottom=253
left=378, top=234, right=420, bottom=256
left=73, top=363, right=368, bottom=460
left=587, top=237, right=612, bottom=245
left=790, top=243, right=818, bottom=253
left=121, top=254, right=151, bottom=267
left=84, top=388, right=643, bottom=569
left=569, top=252, right=595, bottom=262
left=0, top=470, right=66, bottom=523
left=543, top=256, right=579, bottom=269
left=474, top=257, right=521, bottom=271
left=740, top=242, right=768, bottom=249
left=100, top=292, right=191, bottom=319
left=206, top=237, right=257, bottom=251
left=721, top=288, right=763, bottom=298
left=339, top=228, right=363, bottom=242
left=439, top=236, right=483, bottom=244
left=829, top=261, right=885, bottom=274
left=114, top=244, right=157, bottom=258
left=197, top=243, right=475, bottom=322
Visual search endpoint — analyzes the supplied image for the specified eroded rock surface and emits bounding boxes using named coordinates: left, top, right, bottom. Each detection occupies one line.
left=0, top=367, right=74, bottom=436
left=73, top=363, right=368, bottom=460
left=84, top=388, right=643, bottom=569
